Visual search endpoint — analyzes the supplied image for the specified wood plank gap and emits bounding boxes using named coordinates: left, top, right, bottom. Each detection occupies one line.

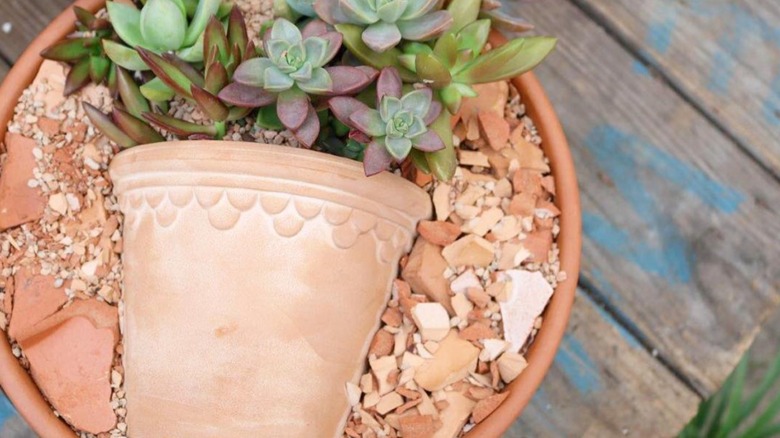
left=578, top=275, right=709, bottom=398
left=567, top=0, right=780, bottom=184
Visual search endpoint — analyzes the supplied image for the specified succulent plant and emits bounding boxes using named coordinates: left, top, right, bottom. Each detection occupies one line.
left=397, top=0, right=555, bottom=113
left=137, top=6, right=255, bottom=139
left=218, top=18, right=377, bottom=147
left=102, top=0, right=230, bottom=71
left=328, top=67, right=449, bottom=176
left=41, top=6, right=118, bottom=95
left=274, top=0, right=317, bottom=19
left=314, top=0, right=453, bottom=53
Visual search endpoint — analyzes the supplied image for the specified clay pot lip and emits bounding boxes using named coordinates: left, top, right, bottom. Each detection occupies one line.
left=0, top=2, right=580, bottom=437
left=109, top=141, right=433, bottom=222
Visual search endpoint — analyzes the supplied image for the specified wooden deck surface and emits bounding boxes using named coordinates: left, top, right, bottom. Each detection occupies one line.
left=1, top=0, right=780, bottom=436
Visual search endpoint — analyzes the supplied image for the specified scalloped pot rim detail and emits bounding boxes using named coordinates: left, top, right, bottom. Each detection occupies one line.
left=0, top=1, right=582, bottom=438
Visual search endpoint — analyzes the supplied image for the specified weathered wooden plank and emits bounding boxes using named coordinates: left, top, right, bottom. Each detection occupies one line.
left=0, top=60, right=8, bottom=83
left=507, top=290, right=700, bottom=437
left=570, top=0, right=780, bottom=179
left=0, top=0, right=73, bottom=62
left=511, top=0, right=780, bottom=395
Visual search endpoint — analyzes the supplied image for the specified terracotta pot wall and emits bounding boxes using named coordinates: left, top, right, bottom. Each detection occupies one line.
left=0, top=2, right=581, bottom=437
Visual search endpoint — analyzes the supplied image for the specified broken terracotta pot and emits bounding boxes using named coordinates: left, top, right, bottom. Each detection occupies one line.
left=0, top=1, right=581, bottom=437
left=109, top=141, right=431, bottom=437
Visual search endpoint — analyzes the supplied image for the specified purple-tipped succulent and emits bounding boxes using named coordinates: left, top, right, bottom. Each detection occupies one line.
left=329, top=67, right=444, bottom=176
left=314, top=0, right=452, bottom=52
left=218, top=18, right=377, bottom=147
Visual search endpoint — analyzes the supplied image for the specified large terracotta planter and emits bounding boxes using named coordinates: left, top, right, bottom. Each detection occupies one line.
left=109, top=141, right=430, bottom=436
left=0, top=1, right=582, bottom=437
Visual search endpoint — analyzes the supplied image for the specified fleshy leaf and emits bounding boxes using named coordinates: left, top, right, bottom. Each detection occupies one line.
left=425, top=109, right=456, bottom=180
left=401, top=88, right=432, bottom=118
left=411, top=129, right=444, bottom=151
left=349, top=108, right=386, bottom=137
left=304, top=37, right=330, bottom=67
left=137, top=48, right=196, bottom=98
left=440, top=83, right=463, bottom=113
left=335, top=24, right=417, bottom=81
left=313, top=0, right=351, bottom=25
left=397, top=10, right=452, bottom=41
left=234, top=58, right=275, bottom=87
left=302, top=19, right=329, bottom=38
left=227, top=6, right=249, bottom=55
left=218, top=82, right=278, bottom=107
left=112, top=107, right=165, bottom=144
left=205, top=61, right=229, bottom=94
left=454, top=36, right=557, bottom=84
left=423, top=100, right=442, bottom=125
left=106, top=1, right=145, bottom=47
left=83, top=102, right=137, bottom=148
left=89, top=56, right=111, bottom=83
left=446, top=0, right=480, bottom=34
left=277, top=88, right=310, bottom=130
left=415, top=53, right=452, bottom=87
left=226, top=106, right=252, bottom=122
left=296, top=67, right=333, bottom=94
left=385, top=136, right=412, bottom=160
left=380, top=96, right=402, bottom=121
left=140, top=0, right=187, bottom=51
left=271, top=18, right=303, bottom=44
left=340, top=0, right=379, bottom=24
left=287, top=0, right=316, bottom=16
left=103, top=40, right=150, bottom=71
left=140, top=77, right=176, bottom=102
left=264, top=66, right=296, bottom=91
left=143, top=112, right=218, bottom=137
left=256, top=105, right=285, bottom=130
left=40, top=37, right=98, bottom=62
left=363, top=140, right=393, bottom=176
left=176, top=33, right=205, bottom=62
left=204, top=16, right=229, bottom=64
left=481, top=8, right=535, bottom=33
left=433, top=33, right=458, bottom=68
left=116, top=67, right=151, bottom=118
left=328, top=96, right=369, bottom=129
left=398, top=54, right=417, bottom=72
left=362, top=22, right=402, bottom=53
left=290, top=62, right=314, bottom=82
left=273, top=0, right=301, bottom=21
left=376, top=67, right=403, bottom=103
left=400, top=0, right=439, bottom=20
left=377, top=0, right=408, bottom=23
left=183, top=0, right=222, bottom=47
left=410, top=148, right=431, bottom=174
left=192, top=85, right=230, bottom=121
left=291, top=104, right=320, bottom=147
left=163, top=52, right=205, bottom=85
left=456, top=19, right=490, bottom=56
left=74, top=6, right=97, bottom=28
left=323, top=66, right=376, bottom=96
left=64, top=59, right=91, bottom=95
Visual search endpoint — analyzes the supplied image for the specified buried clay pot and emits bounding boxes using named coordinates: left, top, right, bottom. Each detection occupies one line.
left=109, top=142, right=431, bottom=436
left=0, top=1, right=581, bottom=437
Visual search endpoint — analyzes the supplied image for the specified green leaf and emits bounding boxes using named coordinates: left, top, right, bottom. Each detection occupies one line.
left=433, top=33, right=458, bottom=68
left=116, top=67, right=151, bottom=118
left=454, top=36, right=557, bottom=84
left=183, top=0, right=222, bottom=47
left=192, top=85, right=230, bottom=122
left=426, top=109, right=456, bottom=180
left=446, top=0, right=480, bottom=34
left=264, top=67, right=295, bottom=92
left=271, top=18, right=303, bottom=44
left=176, top=33, right=205, bottom=62
left=456, top=19, right=490, bottom=56
left=40, top=37, right=98, bottom=62
left=140, top=0, right=187, bottom=51
left=376, top=0, right=408, bottom=23
left=273, top=0, right=300, bottom=22
left=336, top=24, right=417, bottom=81
left=137, top=48, right=197, bottom=99
left=106, top=1, right=145, bottom=47
left=83, top=102, right=137, bottom=148
left=415, top=53, right=452, bottom=88
left=256, top=105, right=284, bottom=130
left=112, top=107, right=165, bottom=144
left=715, top=356, right=748, bottom=438
left=140, top=77, right=176, bottom=102
left=103, top=40, right=150, bottom=71
left=64, top=58, right=91, bottom=95
left=88, top=56, right=111, bottom=83
left=143, top=112, right=218, bottom=137
left=296, top=67, right=333, bottom=94
left=410, top=149, right=431, bottom=174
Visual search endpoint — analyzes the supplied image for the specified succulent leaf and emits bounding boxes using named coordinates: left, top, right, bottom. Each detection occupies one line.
left=291, top=104, right=321, bottom=147
left=140, top=0, right=187, bottom=51
left=143, top=112, right=218, bottom=137
left=363, top=140, right=394, bottom=176
left=83, top=102, right=138, bottom=148
left=339, top=0, right=379, bottom=24
left=377, top=0, right=408, bottom=23
left=456, top=19, right=490, bottom=56
left=400, top=0, right=438, bottom=20
left=376, top=66, right=402, bottom=102
left=433, top=33, right=458, bottom=67
left=103, top=40, right=150, bottom=71
left=116, top=67, right=151, bottom=118
left=415, top=52, right=452, bottom=87
left=410, top=129, right=444, bottom=151
left=137, top=48, right=198, bottom=99
left=184, top=0, right=223, bottom=47
left=396, top=10, right=452, bottom=41
left=218, top=82, right=278, bottom=107
left=191, top=85, right=230, bottom=121
left=227, top=6, right=249, bottom=55
left=205, top=61, right=229, bottom=94
left=140, top=77, right=176, bottom=102
left=454, top=36, right=556, bottom=84
left=335, top=24, right=416, bottom=81
left=288, top=0, right=317, bottom=16
left=323, top=66, right=377, bottom=95
left=256, top=105, right=285, bottom=129
left=481, top=8, right=534, bottom=33
left=89, top=56, right=111, bottom=83
left=40, top=37, right=98, bottom=62
left=362, top=22, right=403, bottom=52
left=446, top=0, right=480, bottom=34
left=296, top=67, right=333, bottom=93
left=328, top=96, right=370, bottom=129
left=400, top=88, right=431, bottom=118
left=425, top=109, right=456, bottom=180
left=234, top=58, right=276, bottom=87
left=349, top=108, right=385, bottom=137
left=64, top=58, right=92, bottom=95
left=112, top=107, right=165, bottom=144
left=277, top=88, right=310, bottom=130
left=271, top=18, right=303, bottom=44
left=106, top=1, right=145, bottom=47
left=264, top=66, right=296, bottom=91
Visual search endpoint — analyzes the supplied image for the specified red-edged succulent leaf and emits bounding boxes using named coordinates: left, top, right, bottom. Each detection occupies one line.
left=291, top=104, right=320, bottom=148
left=349, top=108, right=385, bottom=137
left=313, top=0, right=350, bottom=25
left=83, top=103, right=137, bottom=148
left=89, top=56, right=111, bottom=83
left=143, top=112, right=218, bottom=137
left=218, top=82, right=278, bottom=108
left=349, top=130, right=371, bottom=144
left=162, top=53, right=205, bottom=87
left=137, top=48, right=197, bottom=99
left=112, top=107, right=165, bottom=144
left=73, top=6, right=96, bottom=28
left=205, top=61, right=229, bottom=95
left=227, top=106, right=253, bottom=122
left=481, top=9, right=534, bottom=33
left=324, top=66, right=377, bottom=96
left=302, top=19, right=329, bottom=38
left=277, top=88, right=310, bottom=131
left=204, top=16, right=229, bottom=64
left=41, top=37, right=98, bottom=62
left=412, top=130, right=445, bottom=152
left=363, top=140, right=393, bottom=176
left=227, top=6, right=249, bottom=56
left=107, top=65, right=118, bottom=96
left=328, top=96, right=369, bottom=130
left=116, top=66, right=150, bottom=119
left=320, top=31, right=344, bottom=65
left=376, top=67, right=402, bottom=103
left=64, top=58, right=92, bottom=95
left=192, top=85, right=230, bottom=122
left=423, top=100, right=442, bottom=125
left=242, top=40, right=257, bottom=62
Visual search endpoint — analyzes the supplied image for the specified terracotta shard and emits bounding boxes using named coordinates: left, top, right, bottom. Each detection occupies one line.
left=471, top=391, right=510, bottom=423
left=411, top=302, right=450, bottom=342
left=8, top=268, right=67, bottom=341
left=499, top=270, right=554, bottom=352
left=459, top=322, right=496, bottom=341
left=399, top=414, right=436, bottom=438
left=442, top=235, right=495, bottom=268
left=414, top=331, right=480, bottom=391
left=418, top=220, right=461, bottom=247
left=432, top=389, right=476, bottom=438
left=478, top=111, right=510, bottom=151
left=0, top=134, right=46, bottom=231
left=510, top=129, right=549, bottom=173
left=369, top=329, right=395, bottom=357
left=522, top=229, right=553, bottom=263
left=402, top=239, right=454, bottom=314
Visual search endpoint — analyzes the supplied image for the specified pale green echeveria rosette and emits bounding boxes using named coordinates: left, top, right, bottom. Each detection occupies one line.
left=314, top=0, right=453, bottom=52
left=219, top=19, right=378, bottom=147
left=103, top=0, right=229, bottom=71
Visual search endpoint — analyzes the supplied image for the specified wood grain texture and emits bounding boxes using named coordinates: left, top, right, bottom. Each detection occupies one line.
left=0, top=60, right=8, bottom=83
left=507, top=290, right=700, bottom=438
left=0, top=0, right=73, bottom=62
left=512, top=0, right=780, bottom=395
left=571, top=0, right=780, bottom=179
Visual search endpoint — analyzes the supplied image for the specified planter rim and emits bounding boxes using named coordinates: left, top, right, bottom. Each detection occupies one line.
left=0, top=1, right=582, bottom=437
left=109, top=141, right=432, bottom=230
